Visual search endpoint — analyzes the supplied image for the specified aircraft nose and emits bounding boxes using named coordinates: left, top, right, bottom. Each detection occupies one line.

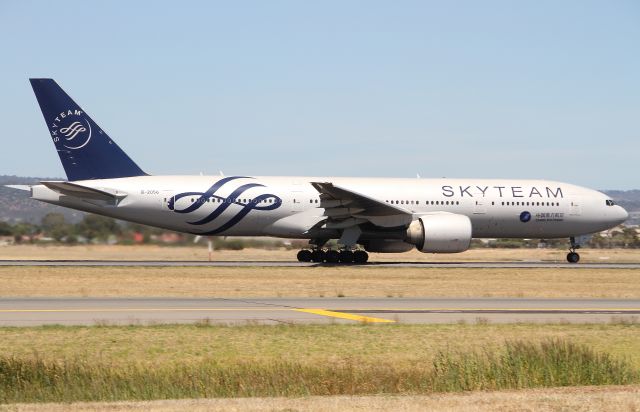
left=614, top=206, right=629, bottom=224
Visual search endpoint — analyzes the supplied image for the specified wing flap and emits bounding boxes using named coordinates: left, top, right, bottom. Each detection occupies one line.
left=311, top=182, right=412, bottom=228
left=311, top=182, right=409, bottom=217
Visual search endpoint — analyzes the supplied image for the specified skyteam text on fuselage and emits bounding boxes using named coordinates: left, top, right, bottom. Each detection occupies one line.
left=11, top=79, right=629, bottom=263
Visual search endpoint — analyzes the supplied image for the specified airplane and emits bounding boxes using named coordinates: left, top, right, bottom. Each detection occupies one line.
left=6, top=78, right=629, bottom=264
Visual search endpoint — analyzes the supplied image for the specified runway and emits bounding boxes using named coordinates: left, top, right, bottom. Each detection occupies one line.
left=1, top=260, right=639, bottom=268
left=1, top=297, right=638, bottom=326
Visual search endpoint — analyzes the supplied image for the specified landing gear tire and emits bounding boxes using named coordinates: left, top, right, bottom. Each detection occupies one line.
left=297, top=249, right=312, bottom=262
left=567, top=236, right=581, bottom=264
left=353, top=250, right=369, bottom=264
left=325, top=250, right=340, bottom=263
left=567, top=252, right=580, bottom=263
left=339, top=250, right=354, bottom=263
left=311, top=249, right=326, bottom=263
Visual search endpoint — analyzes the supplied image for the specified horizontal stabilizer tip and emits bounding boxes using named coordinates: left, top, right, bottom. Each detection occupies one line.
left=4, top=185, right=31, bottom=191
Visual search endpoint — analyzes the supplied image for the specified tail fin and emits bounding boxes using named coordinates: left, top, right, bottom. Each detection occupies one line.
left=29, top=78, right=147, bottom=181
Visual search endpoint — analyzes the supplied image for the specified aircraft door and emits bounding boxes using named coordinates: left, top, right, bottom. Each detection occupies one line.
left=291, top=180, right=305, bottom=212
left=161, top=191, right=174, bottom=212
left=569, top=198, right=582, bottom=216
left=473, top=200, right=486, bottom=214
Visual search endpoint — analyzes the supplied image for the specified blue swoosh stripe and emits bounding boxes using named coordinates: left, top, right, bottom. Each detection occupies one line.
left=170, top=176, right=283, bottom=235
left=170, top=176, right=250, bottom=213
left=199, top=193, right=282, bottom=235
left=188, top=183, right=263, bottom=225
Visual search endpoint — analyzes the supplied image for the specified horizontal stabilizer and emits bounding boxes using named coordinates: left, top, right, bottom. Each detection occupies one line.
left=40, top=181, right=126, bottom=201
left=4, top=185, right=31, bottom=191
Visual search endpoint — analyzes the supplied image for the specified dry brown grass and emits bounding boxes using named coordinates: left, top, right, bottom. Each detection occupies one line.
left=0, top=265, right=638, bottom=298
left=1, top=244, right=640, bottom=263
left=1, top=324, right=639, bottom=369
left=3, top=385, right=639, bottom=411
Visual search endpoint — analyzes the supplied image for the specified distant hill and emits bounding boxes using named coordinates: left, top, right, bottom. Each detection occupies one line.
left=1, top=175, right=639, bottom=225
left=0, top=176, right=85, bottom=224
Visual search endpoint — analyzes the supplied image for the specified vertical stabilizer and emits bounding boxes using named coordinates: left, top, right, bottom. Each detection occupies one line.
left=29, top=78, right=147, bottom=181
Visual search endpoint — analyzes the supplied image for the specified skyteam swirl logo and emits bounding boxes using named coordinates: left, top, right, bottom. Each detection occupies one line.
left=520, top=211, right=531, bottom=223
left=49, top=109, right=92, bottom=150
left=169, top=176, right=282, bottom=235
left=60, top=121, right=87, bottom=140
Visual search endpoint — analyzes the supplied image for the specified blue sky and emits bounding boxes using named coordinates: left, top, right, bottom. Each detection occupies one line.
left=1, top=1, right=638, bottom=189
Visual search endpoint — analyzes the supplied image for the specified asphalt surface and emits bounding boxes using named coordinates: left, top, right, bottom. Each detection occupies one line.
left=1, top=260, right=639, bottom=268
left=1, top=297, right=638, bottom=326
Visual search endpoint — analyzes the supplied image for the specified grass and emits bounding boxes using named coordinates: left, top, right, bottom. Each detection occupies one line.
left=0, top=266, right=639, bottom=298
left=0, top=339, right=636, bottom=403
left=1, top=323, right=640, bottom=369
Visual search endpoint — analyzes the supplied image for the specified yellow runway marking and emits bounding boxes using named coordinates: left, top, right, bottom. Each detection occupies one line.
left=295, top=308, right=394, bottom=323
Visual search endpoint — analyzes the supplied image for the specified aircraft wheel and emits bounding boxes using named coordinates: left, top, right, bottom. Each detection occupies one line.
left=297, top=249, right=312, bottom=262
left=339, top=250, right=354, bottom=263
left=325, top=250, right=340, bottom=263
left=353, top=250, right=369, bottom=264
left=311, top=249, right=326, bottom=263
left=566, top=252, right=580, bottom=263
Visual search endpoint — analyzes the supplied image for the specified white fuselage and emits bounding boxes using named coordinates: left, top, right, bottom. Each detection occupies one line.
left=30, top=175, right=628, bottom=243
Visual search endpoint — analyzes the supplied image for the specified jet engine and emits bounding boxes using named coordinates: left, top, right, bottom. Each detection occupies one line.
left=406, top=214, right=472, bottom=253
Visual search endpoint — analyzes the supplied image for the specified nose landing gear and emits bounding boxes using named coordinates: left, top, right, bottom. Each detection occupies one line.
left=567, top=237, right=580, bottom=263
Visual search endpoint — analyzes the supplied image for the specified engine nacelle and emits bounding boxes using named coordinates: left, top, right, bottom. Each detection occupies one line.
left=363, top=239, right=414, bottom=253
left=406, top=214, right=472, bottom=253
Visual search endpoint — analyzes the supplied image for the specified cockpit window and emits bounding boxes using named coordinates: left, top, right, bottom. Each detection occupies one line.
left=606, top=199, right=615, bottom=206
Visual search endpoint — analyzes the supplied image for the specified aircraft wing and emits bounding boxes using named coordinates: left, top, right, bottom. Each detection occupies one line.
left=311, top=182, right=412, bottom=228
left=40, top=181, right=126, bottom=202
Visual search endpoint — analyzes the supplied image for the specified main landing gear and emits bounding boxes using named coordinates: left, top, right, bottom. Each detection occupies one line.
left=567, top=236, right=580, bottom=263
left=296, top=248, right=369, bottom=264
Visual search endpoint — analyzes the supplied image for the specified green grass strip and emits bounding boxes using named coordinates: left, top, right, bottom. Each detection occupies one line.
left=0, top=339, right=636, bottom=403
